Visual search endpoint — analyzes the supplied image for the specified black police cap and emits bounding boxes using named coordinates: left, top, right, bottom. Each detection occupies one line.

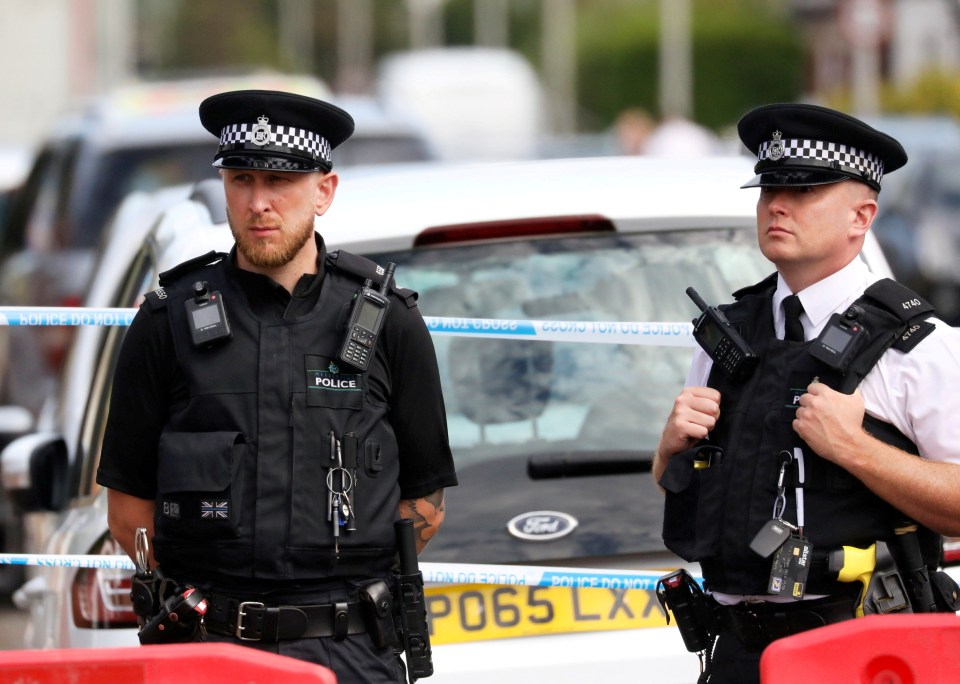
left=737, top=103, right=907, bottom=192
left=199, top=90, right=355, bottom=172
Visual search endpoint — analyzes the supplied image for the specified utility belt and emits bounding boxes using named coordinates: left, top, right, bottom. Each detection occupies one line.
left=657, top=547, right=960, bottom=683
left=130, top=521, right=434, bottom=684
left=134, top=574, right=393, bottom=646
left=715, top=594, right=855, bottom=651
left=202, top=593, right=368, bottom=642
left=652, top=572, right=855, bottom=673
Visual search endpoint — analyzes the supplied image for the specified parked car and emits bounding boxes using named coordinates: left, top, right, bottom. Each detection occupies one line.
left=3, top=156, right=903, bottom=681
left=0, top=144, right=47, bottom=594
left=0, top=145, right=32, bottom=235
left=331, top=94, right=436, bottom=169
left=872, top=151, right=960, bottom=325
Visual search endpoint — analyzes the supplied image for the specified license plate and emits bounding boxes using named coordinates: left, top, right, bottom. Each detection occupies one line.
left=425, top=584, right=669, bottom=644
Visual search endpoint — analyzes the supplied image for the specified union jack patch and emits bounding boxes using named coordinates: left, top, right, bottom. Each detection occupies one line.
left=201, top=501, right=230, bottom=519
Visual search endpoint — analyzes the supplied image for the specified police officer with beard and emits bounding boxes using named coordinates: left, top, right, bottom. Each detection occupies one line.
left=96, top=90, right=457, bottom=683
left=654, top=104, right=960, bottom=684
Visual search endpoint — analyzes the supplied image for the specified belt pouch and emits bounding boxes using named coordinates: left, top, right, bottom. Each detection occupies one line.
left=932, top=571, right=960, bottom=612
left=360, top=579, right=398, bottom=649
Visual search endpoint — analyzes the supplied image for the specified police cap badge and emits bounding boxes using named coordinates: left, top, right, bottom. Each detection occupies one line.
left=199, top=90, right=355, bottom=172
left=737, top=103, right=907, bottom=192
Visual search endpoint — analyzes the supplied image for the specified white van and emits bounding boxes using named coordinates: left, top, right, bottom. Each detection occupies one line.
left=377, top=47, right=545, bottom=162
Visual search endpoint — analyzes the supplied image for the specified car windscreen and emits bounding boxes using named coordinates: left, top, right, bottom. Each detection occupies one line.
left=367, top=228, right=770, bottom=563
left=369, top=228, right=770, bottom=469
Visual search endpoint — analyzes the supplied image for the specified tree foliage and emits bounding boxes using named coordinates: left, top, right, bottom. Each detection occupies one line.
left=576, top=0, right=804, bottom=132
left=136, top=0, right=804, bottom=133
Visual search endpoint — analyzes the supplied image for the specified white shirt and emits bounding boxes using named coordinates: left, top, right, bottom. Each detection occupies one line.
left=690, top=258, right=960, bottom=605
left=685, top=257, right=960, bottom=465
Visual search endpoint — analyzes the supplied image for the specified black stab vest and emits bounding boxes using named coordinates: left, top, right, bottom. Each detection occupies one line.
left=144, top=251, right=414, bottom=580
left=662, top=275, right=939, bottom=595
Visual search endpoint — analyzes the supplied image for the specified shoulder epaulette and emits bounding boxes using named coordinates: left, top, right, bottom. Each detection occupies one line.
left=732, top=272, right=778, bottom=301
left=158, top=251, right=227, bottom=288
left=837, top=278, right=937, bottom=392
left=860, top=278, right=936, bottom=353
left=142, top=286, right=171, bottom=312
left=327, top=249, right=418, bottom=307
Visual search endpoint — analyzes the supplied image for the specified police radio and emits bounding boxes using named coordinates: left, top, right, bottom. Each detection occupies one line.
left=809, top=304, right=870, bottom=373
left=184, top=281, right=231, bottom=348
left=686, top=287, right=759, bottom=381
left=338, top=263, right=396, bottom=371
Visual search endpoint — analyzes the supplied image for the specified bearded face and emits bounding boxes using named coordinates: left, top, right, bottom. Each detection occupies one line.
left=227, top=206, right=315, bottom=269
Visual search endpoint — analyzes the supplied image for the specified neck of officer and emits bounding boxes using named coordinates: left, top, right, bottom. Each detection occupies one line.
left=776, top=241, right=865, bottom=295
left=237, top=236, right=320, bottom=295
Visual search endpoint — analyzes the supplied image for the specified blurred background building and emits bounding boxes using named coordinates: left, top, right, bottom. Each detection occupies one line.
left=3, top=0, right=960, bottom=152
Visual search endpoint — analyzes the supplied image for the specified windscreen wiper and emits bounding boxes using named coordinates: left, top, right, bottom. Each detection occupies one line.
left=527, top=450, right=653, bottom=480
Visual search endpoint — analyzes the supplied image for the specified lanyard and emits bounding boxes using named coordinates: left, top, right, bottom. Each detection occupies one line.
left=773, top=447, right=806, bottom=533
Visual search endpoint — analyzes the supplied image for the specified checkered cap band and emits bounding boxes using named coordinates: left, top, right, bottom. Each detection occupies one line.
left=219, top=122, right=332, bottom=165
left=217, top=156, right=314, bottom=172
left=758, top=137, right=884, bottom=186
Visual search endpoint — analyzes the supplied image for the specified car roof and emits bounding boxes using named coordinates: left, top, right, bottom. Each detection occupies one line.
left=105, top=156, right=758, bottom=293
left=320, top=155, right=761, bottom=251
left=139, top=155, right=889, bottom=278
left=0, top=145, right=32, bottom=190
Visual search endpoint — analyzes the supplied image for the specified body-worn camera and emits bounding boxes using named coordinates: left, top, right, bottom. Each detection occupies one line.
left=809, top=304, right=869, bottom=373
left=338, top=263, right=396, bottom=371
left=185, top=280, right=232, bottom=348
left=686, top=287, right=759, bottom=381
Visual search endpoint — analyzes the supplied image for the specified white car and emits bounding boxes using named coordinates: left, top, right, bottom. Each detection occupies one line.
left=3, top=156, right=908, bottom=682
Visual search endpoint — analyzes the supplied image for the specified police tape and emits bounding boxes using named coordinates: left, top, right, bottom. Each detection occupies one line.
left=0, top=308, right=138, bottom=327
left=0, top=307, right=696, bottom=347
left=0, top=553, right=700, bottom=591
left=424, top=317, right=695, bottom=347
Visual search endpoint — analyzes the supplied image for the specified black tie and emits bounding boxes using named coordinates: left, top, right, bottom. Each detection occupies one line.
left=783, top=294, right=805, bottom=342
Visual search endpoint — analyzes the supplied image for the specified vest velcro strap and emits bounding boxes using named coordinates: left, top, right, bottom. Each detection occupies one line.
left=328, top=249, right=419, bottom=306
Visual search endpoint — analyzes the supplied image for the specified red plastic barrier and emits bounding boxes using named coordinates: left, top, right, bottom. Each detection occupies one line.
left=0, top=643, right=336, bottom=683
left=760, top=614, right=960, bottom=684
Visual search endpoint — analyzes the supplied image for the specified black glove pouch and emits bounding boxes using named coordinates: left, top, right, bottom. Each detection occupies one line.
left=360, top=579, right=399, bottom=649
left=932, top=570, right=960, bottom=612
left=661, top=445, right=725, bottom=561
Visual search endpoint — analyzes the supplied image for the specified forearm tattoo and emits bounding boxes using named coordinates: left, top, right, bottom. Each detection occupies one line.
left=402, top=489, right=445, bottom=545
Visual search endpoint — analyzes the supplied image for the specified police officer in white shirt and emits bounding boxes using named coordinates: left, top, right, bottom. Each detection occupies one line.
left=653, top=103, right=960, bottom=684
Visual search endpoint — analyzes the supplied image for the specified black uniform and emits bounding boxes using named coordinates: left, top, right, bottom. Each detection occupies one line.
left=97, top=238, right=456, bottom=681
left=663, top=276, right=941, bottom=595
